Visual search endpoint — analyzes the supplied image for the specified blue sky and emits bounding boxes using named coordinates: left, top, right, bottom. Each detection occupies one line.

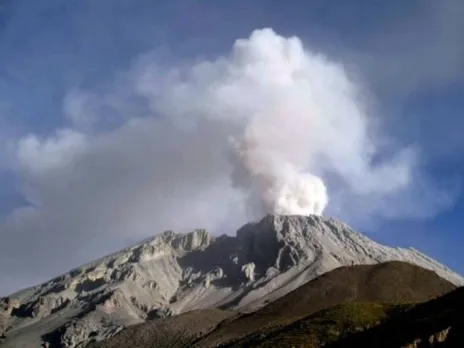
left=0, top=0, right=463, bottom=294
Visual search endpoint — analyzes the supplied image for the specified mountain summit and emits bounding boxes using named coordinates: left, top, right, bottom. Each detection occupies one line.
left=1, top=215, right=463, bottom=347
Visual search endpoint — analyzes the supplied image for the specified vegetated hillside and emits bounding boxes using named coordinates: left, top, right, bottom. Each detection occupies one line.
left=195, top=261, right=455, bottom=347
left=231, top=302, right=413, bottom=348
left=328, top=286, right=464, bottom=348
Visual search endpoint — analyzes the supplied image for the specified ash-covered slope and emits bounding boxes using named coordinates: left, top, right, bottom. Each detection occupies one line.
left=1, top=215, right=463, bottom=348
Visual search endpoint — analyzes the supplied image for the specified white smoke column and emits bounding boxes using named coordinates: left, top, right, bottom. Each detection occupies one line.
left=136, top=28, right=417, bottom=220
left=220, top=29, right=331, bottom=216
left=231, top=122, right=328, bottom=216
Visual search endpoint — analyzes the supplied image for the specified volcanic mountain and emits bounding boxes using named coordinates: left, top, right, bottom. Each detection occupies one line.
left=1, top=215, right=463, bottom=348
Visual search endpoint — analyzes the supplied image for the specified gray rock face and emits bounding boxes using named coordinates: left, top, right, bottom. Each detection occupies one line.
left=1, top=215, right=463, bottom=348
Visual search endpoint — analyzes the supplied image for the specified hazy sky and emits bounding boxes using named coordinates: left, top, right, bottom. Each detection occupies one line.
left=0, top=0, right=463, bottom=295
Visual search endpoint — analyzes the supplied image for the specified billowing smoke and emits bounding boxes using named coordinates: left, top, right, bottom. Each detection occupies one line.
left=137, top=28, right=388, bottom=218
left=14, top=27, right=447, bottom=229
left=230, top=118, right=328, bottom=216
left=0, top=28, right=455, bottom=295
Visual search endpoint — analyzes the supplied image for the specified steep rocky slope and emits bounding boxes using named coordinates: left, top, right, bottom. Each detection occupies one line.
left=1, top=214, right=463, bottom=347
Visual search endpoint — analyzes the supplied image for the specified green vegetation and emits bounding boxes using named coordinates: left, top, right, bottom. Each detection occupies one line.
left=329, top=287, right=464, bottom=348
left=243, top=302, right=414, bottom=347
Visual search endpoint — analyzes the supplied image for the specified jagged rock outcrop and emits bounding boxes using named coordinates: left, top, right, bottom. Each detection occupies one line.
left=0, top=297, right=19, bottom=342
left=1, top=215, right=463, bottom=348
left=405, top=327, right=452, bottom=348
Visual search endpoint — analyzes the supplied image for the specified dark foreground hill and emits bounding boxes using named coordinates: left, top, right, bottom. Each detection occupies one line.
left=232, top=302, right=413, bottom=347
left=90, top=261, right=455, bottom=348
left=195, top=261, right=455, bottom=347
left=328, top=286, right=464, bottom=348
left=88, top=308, right=235, bottom=348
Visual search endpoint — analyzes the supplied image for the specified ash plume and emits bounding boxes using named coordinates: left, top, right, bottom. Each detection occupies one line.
left=137, top=28, right=410, bottom=218
left=0, top=28, right=455, bottom=294
left=230, top=121, right=328, bottom=217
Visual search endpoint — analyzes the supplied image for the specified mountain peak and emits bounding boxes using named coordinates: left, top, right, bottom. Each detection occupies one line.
left=171, top=228, right=213, bottom=252
left=236, top=214, right=363, bottom=272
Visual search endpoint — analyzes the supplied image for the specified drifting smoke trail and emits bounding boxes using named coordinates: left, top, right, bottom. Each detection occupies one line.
left=1, top=27, right=455, bottom=295
left=136, top=28, right=416, bottom=219
left=138, top=29, right=415, bottom=222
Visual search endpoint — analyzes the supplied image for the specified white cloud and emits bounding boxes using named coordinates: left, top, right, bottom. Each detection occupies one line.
left=0, top=28, right=457, bottom=295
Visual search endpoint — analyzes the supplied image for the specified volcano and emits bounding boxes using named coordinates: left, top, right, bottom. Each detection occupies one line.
left=1, top=215, right=462, bottom=348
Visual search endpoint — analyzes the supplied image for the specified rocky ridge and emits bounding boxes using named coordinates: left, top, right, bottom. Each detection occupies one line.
left=1, top=214, right=463, bottom=347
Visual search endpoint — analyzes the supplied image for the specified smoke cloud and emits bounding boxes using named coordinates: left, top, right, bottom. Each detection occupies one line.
left=0, top=28, right=456, bottom=294
left=136, top=28, right=413, bottom=219
left=230, top=111, right=328, bottom=216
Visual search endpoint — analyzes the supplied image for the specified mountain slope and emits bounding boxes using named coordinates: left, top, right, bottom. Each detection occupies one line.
left=238, top=302, right=412, bottom=348
left=87, top=308, right=236, bottom=348
left=90, top=261, right=455, bottom=348
left=194, top=261, right=456, bottom=347
left=328, top=286, right=464, bottom=348
left=1, top=215, right=463, bottom=348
